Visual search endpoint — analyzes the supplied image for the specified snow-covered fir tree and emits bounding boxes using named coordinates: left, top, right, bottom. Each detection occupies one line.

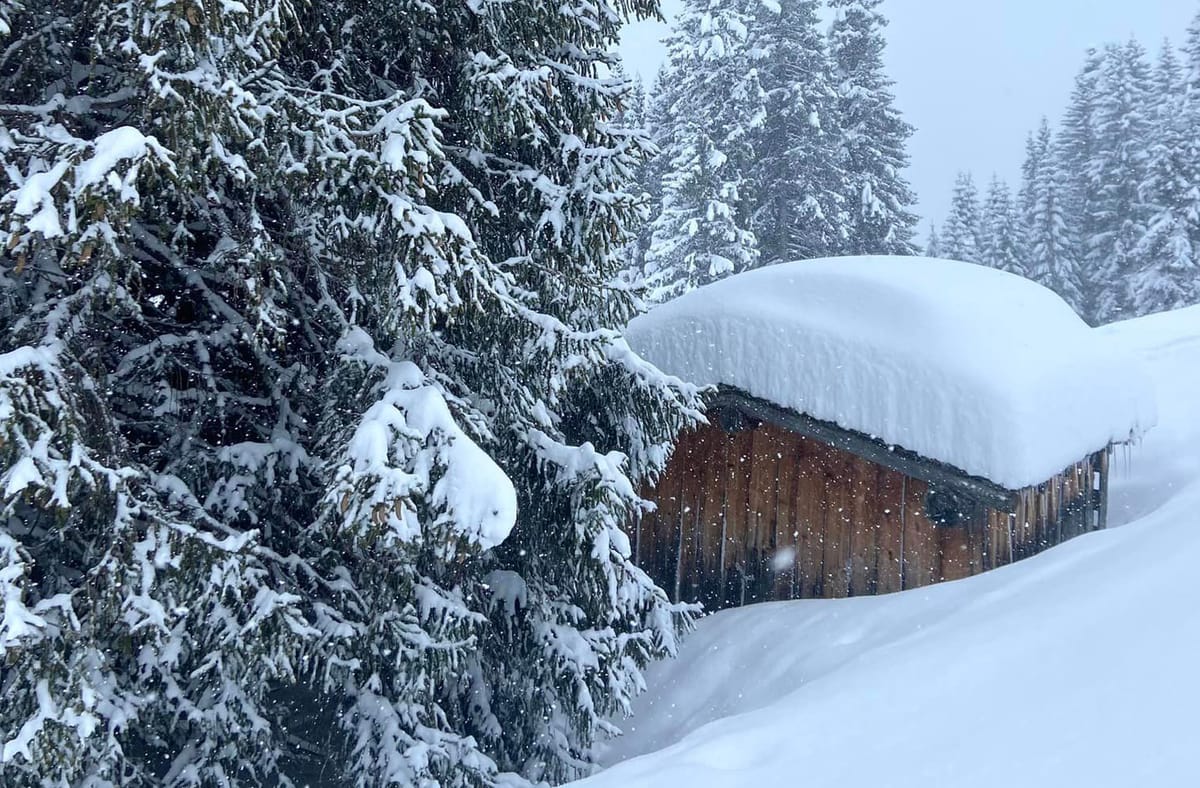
left=638, top=0, right=921, bottom=287
left=1082, top=40, right=1155, bottom=324
left=1187, top=7, right=1200, bottom=95
left=627, top=66, right=681, bottom=299
left=1024, top=123, right=1085, bottom=311
left=1151, top=39, right=1184, bottom=125
left=1018, top=121, right=1051, bottom=225
left=613, top=67, right=658, bottom=292
left=643, top=0, right=765, bottom=298
left=0, top=1, right=701, bottom=785
left=1018, top=129, right=1043, bottom=228
left=979, top=177, right=1028, bottom=276
left=935, top=23, right=1200, bottom=321
left=1129, top=37, right=1200, bottom=314
left=941, top=172, right=983, bottom=263
left=925, top=223, right=943, bottom=257
left=1131, top=122, right=1200, bottom=314
left=621, top=70, right=650, bottom=132
left=1057, top=47, right=1107, bottom=279
left=751, top=0, right=846, bottom=262
left=827, top=0, right=919, bottom=255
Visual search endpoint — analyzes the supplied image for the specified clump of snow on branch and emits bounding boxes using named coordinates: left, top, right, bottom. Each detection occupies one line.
left=327, top=329, right=517, bottom=550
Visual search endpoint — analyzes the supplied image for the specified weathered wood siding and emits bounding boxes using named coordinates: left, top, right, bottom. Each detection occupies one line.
left=633, top=420, right=1108, bottom=609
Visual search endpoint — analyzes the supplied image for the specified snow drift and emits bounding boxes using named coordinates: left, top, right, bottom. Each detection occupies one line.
left=627, top=256, right=1155, bottom=489
left=1101, top=304, right=1200, bottom=526
left=575, top=303, right=1200, bottom=788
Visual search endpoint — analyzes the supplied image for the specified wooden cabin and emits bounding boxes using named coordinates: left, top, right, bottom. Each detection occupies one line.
left=634, top=387, right=1110, bottom=609
left=626, top=256, right=1152, bottom=610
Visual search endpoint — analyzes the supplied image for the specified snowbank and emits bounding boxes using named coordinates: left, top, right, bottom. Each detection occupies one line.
left=572, top=305, right=1200, bottom=788
left=1098, top=302, right=1200, bottom=355
left=1101, top=304, right=1200, bottom=526
left=627, top=256, right=1155, bottom=489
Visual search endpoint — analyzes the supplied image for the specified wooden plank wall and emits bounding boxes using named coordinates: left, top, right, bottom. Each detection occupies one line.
left=634, top=420, right=1107, bottom=609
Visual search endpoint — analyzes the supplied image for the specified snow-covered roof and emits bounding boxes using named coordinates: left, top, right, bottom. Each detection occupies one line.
left=626, top=256, right=1155, bottom=490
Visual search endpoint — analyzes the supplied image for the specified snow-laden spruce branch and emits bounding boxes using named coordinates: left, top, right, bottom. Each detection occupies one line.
left=0, top=0, right=701, bottom=784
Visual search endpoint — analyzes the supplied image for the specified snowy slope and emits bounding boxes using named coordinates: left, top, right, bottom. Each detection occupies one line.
left=576, top=305, right=1200, bottom=788
left=627, top=256, right=1154, bottom=490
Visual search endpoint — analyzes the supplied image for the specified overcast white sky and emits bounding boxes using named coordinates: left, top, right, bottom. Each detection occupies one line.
left=618, top=0, right=1197, bottom=238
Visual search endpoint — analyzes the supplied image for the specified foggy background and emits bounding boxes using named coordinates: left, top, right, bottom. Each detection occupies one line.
left=618, top=0, right=1197, bottom=237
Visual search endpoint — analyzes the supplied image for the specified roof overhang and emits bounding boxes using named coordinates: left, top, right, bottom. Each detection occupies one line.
left=710, top=386, right=1021, bottom=511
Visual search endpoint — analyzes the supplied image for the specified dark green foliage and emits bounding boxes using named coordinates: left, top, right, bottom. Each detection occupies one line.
left=0, top=0, right=700, bottom=785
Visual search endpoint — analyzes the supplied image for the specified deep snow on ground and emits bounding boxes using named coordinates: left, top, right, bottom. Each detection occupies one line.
left=627, top=257, right=1154, bottom=489
left=1103, top=304, right=1200, bottom=526
left=576, top=305, right=1200, bottom=788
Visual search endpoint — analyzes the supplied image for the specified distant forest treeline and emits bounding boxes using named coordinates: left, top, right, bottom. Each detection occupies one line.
left=925, top=22, right=1200, bottom=324
left=632, top=0, right=1200, bottom=324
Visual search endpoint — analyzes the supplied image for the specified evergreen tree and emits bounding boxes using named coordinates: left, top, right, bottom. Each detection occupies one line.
left=943, top=26, right=1200, bottom=320
left=1058, top=48, right=1107, bottom=290
left=979, top=177, right=1028, bottom=276
left=1018, top=128, right=1043, bottom=224
left=1151, top=39, right=1183, bottom=125
left=1187, top=7, right=1200, bottom=94
left=1131, top=118, right=1200, bottom=314
left=1019, top=118, right=1054, bottom=229
left=614, top=67, right=658, bottom=293
left=1130, top=37, right=1200, bottom=314
left=751, top=0, right=846, bottom=262
left=624, top=71, right=650, bottom=132
left=925, top=223, right=942, bottom=257
left=0, top=1, right=700, bottom=786
left=630, top=65, right=682, bottom=298
left=941, top=172, right=982, bottom=263
left=827, top=0, right=919, bottom=255
left=1026, top=124, right=1085, bottom=311
left=1084, top=40, right=1155, bottom=323
left=644, top=0, right=765, bottom=298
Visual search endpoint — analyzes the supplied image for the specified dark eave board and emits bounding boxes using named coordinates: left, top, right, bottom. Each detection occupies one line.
left=709, top=386, right=1021, bottom=510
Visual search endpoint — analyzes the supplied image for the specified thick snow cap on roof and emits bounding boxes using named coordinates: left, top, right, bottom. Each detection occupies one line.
left=627, top=256, right=1156, bottom=490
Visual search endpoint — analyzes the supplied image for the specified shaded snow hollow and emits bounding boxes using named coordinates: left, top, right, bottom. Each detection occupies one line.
left=577, top=304, right=1200, bottom=788
left=627, top=256, right=1155, bottom=489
